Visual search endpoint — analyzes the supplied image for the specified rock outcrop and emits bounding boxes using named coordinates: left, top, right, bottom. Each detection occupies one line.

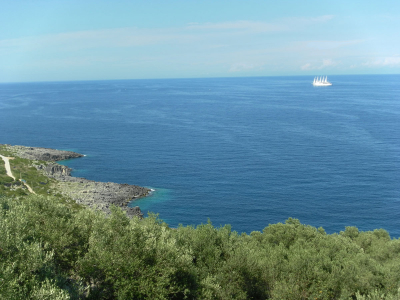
left=2, top=144, right=149, bottom=218
left=51, top=176, right=149, bottom=218
left=36, top=163, right=72, bottom=177
left=3, top=145, right=84, bottom=161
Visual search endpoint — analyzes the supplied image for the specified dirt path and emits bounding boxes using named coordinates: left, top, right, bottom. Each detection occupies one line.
left=20, top=179, right=36, bottom=194
left=0, top=154, right=16, bottom=180
left=1, top=154, right=36, bottom=194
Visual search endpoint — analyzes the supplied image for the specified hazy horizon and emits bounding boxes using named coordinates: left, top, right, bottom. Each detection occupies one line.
left=1, top=73, right=399, bottom=85
left=1, top=0, right=400, bottom=83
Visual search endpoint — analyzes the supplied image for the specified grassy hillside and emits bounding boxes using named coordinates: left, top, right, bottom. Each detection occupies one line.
left=0, top=145, right=83, bottom=209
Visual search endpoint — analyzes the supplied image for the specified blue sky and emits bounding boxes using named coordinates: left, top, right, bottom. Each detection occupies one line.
left=1, top=0, right=399, bottom=82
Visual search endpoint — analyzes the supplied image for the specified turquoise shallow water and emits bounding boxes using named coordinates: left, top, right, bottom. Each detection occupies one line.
left=1, top=75, right=399, bottom=236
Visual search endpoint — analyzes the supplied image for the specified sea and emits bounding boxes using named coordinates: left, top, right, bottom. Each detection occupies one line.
left=1, top=75, right=399, bottom=237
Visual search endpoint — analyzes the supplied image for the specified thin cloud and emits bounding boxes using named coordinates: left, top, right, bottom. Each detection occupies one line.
left=304, top=39, right=364, bottom=50
left=0, top=15, right=336, bottom=55
left=301, top=59, right=338, bottom=70
left=362, top=56, right=400, bottom=67
left=186, top=15, right=334, bottom=33
left=301, top=63, right=312, bottom=70
left=308, top=15, right=335, bottom=23
left=229, top=62, right=264, bottom=73
left=186, top=20, right=285, bottom=32
left=0, top=27, right=181, bottom=54
left=282, top=15, right=334, bottom=27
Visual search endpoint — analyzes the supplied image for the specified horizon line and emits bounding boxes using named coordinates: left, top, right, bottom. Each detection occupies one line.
left=0, top=73, right=399, bottom=84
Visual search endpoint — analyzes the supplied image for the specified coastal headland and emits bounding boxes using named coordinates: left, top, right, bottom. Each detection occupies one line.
left=0, top=144, right=150, bottom=218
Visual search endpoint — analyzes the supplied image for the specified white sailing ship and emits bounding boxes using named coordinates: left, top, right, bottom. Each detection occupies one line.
left=313, top=76, right=332, bottom=86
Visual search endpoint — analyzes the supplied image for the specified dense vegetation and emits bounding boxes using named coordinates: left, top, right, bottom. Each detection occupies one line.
left=2, top=145, right=400, bottom=299
left=1, top=193, right=400, bottom=300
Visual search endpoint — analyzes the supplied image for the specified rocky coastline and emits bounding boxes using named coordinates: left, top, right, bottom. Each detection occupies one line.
left=2, top=144, right=150, bottom=218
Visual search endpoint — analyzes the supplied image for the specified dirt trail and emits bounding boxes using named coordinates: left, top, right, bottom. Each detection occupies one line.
left=0, top=154, right=16, bottom=180
left=1, top=154, right=36, bottom=194
left=20, top=179, right=36, bottom=194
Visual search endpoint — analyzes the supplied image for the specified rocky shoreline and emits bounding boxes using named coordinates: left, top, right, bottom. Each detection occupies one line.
left=2, top=144, right=150, bottom=218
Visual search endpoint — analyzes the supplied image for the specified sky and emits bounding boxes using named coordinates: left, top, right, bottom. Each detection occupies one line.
left=0, top=0, right=399, bottom=82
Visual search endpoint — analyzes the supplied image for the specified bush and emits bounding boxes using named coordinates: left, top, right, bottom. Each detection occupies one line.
left=1, top=194, right=400, bottom=299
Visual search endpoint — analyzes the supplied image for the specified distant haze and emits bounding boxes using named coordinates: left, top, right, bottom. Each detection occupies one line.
left=1, top=0, right=399, bottom=82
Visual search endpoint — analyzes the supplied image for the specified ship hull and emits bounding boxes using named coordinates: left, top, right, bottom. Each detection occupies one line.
left=312, top=82, right=332, bottom=86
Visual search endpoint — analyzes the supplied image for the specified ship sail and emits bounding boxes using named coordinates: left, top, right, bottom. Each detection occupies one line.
left=312, top=76, right=332, bottom=86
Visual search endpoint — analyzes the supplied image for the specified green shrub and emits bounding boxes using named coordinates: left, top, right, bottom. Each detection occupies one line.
left=0, top=195, right=88, bottom=299
left=77, top=209, right=196, bottom=299
left=1, top=193, right=400, bottom=299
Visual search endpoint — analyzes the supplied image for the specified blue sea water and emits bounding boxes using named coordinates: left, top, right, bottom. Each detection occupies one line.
left=1, top=75, right=400, bottom=237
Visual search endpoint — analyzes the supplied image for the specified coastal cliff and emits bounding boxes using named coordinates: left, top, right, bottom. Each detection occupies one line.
left=0, top=144, right=150, bottom=218
left=8, top=145, right=85, bottom=161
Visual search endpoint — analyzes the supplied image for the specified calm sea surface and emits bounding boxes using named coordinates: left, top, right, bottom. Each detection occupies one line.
left=1, top=75, right=399, bottom=236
